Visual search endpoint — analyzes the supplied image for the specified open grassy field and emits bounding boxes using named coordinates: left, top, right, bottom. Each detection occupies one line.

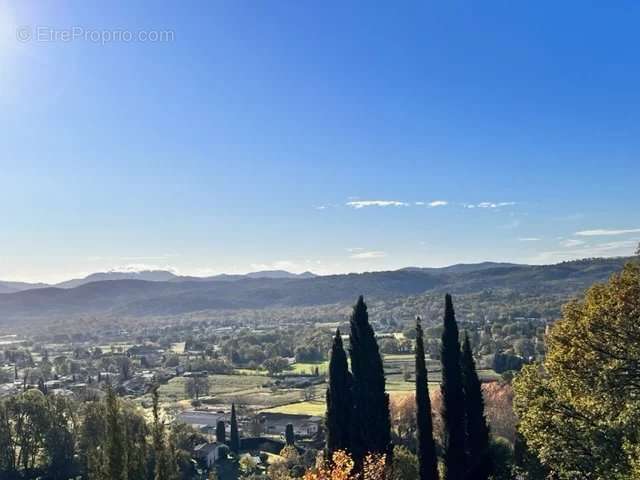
left=156, top=353, right=499, bottom=416
left=158, top=373, right=269, bottom=402
left=289, top=361, right=329, bottom=375
left=261, top=399, right=326, bottom=416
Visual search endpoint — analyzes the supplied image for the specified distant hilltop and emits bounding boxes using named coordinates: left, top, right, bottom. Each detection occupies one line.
left=0, top=256, right=633, bottom=325
left=0, top=269, right=319, bottom=293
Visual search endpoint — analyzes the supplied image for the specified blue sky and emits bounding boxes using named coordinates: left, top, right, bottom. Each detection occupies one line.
left=1, top=1, right=639, bottom=282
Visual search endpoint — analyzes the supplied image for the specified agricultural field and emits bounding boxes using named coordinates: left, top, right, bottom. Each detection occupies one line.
left=261, top=399, right=326, bottom=416
left=152, top=354, right=499, bottom=417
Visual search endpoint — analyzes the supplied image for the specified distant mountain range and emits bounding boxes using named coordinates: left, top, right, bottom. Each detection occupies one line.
left=0, top=269, right=318, bottom=293
left=0, top=257, right=632, bottom=325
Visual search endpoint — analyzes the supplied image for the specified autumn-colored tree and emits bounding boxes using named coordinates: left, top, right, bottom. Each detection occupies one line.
left=514, top=263, right=640, bottom=478
left=303, top=450, right=387, bottom=480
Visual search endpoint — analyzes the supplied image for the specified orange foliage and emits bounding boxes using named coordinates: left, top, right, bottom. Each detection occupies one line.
left=303, top=451, right=387, bottom=480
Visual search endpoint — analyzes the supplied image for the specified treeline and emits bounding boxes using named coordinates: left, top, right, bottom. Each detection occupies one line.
left=0, top=386, right=204, bottom=480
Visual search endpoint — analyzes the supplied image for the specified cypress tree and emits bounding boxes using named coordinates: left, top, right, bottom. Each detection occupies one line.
left=216, top=420, right=226, bottom=444
left=230, top=404, right=240, bottom=453
left=461, top=333, right=492, bottom=479
left=326, top=329, right=352, bottom=457
left=285, top=424, right=295, bottom=445
left=440, top=294, right=466, bottom=480
left=415, top=317, right=439, bottom=480
left=349, top=295, right=391, bottom=463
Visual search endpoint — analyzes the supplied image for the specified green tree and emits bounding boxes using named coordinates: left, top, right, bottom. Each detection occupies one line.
left=43, top=395, right=77, bottom=480
left=79, top=400, right=107, bottom=479
left=184, top=376, right=209, bottom=400
left=216, top=420, right=226, bottom=444
left=105, top=386, right=127, bottom=480
left=349, top=296, right=391, bottom=463
left=285, top=423, right=295, bottom=446
left=514, top=263, right=640, bottom=478
left=461, top=332, right=492, bottom=479
left=230, top=404, right=240, bottom=454
left=325, top=329, right=352, bottom=457
left=440, top=294, right=466, bottom=480
left=263, top=356, right=290, bottom=375
left=391, top=445, right=419, bottom=480
left=415, top=317, right=438, bottom=480
left=152, top=386, right=177, bottom=480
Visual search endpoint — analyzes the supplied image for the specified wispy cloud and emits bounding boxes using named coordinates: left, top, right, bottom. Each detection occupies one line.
left=249, top=260, right=297, bottom=271
left=428, top=200, right=448, bottom=207
left=350, top=250, right=386, bottom=259
left=518, top=237, right=541, bottom=242
left=561, top=239, right=585, bottom=247
left=575, top=228, right=640, bottom=237
left=533, top=239, right=638, bottom=263
left=346, top=200, right=409, bottom=209
left=467, top=201, right=516, bottom=209
left=110, top=264, right=179, bottom=273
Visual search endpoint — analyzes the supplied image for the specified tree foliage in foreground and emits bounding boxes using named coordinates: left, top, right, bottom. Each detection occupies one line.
left=514, top=262, right=640, bottom=479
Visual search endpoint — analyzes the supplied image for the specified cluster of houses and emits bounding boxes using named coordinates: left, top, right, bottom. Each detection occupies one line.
left=177, top=408, right=322, bottom=467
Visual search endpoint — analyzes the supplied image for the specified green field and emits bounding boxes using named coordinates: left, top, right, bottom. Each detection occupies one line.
left=157, top=353, right=499, bottom=415
left=158, top=374, right=268, bottom=402
left=289, top=361, right=329, bottom=375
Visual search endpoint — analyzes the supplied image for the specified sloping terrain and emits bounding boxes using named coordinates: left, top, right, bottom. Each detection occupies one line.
left=0, top=257, right=630, bottom=325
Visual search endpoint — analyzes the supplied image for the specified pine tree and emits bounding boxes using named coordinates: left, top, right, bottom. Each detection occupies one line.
left=461, top=333, right=492, bottom=479
left=326, top=329, right=352, bottom=457
left=216, top=421, right=226, bottom=444
left=415, top=317, right=438, bottom=480
left=230, top=404, right=240, bottom=453
left=349, top=295, right=391, bottom=463
left=285, top=424, right=295, bottom=446
left=440, top=294, right=466, bottom=480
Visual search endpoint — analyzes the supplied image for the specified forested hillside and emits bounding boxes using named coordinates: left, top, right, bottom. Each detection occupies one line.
left=0, top=257, right=629, bottom=328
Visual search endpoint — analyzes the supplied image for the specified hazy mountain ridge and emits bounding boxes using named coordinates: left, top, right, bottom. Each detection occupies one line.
left=0, top=269, right=319, bottom=292
left=0, top=257, right=631, bottom=324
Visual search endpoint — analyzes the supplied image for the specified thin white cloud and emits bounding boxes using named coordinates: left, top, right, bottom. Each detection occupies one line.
left=518, top=237, right=541, bottom=242
left=532, top=239, right=638, bottom=263
left=346, top=200, right=409, bottom=209
left=249, top=260, right=297, bottom=271
left=428, top=200, right=448, bottom=207
left=350, top=251, right=386, bottom=259
left=474, top=201, right=516, bottom=209
left=111, top=264, right=179, bottom=273
left=561, top=239, right=585, bottom=248
left=575, top=228, right=640, bottom=237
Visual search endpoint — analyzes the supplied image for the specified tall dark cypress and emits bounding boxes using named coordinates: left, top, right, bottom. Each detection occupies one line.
left=285, top=424, right=295, bottom=446
left=326, top=329, right=352, bottom=457
left=230, top=404, right=240, bottom=453
left=461, top=333, right=492, bottom=479
left=349, top=295, right=391, bottom=463
left=216, top=420, right=226, bottom=444
left=415, top=317, right=439, bottom=480
left=440, top=294, right=466, bottom=480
